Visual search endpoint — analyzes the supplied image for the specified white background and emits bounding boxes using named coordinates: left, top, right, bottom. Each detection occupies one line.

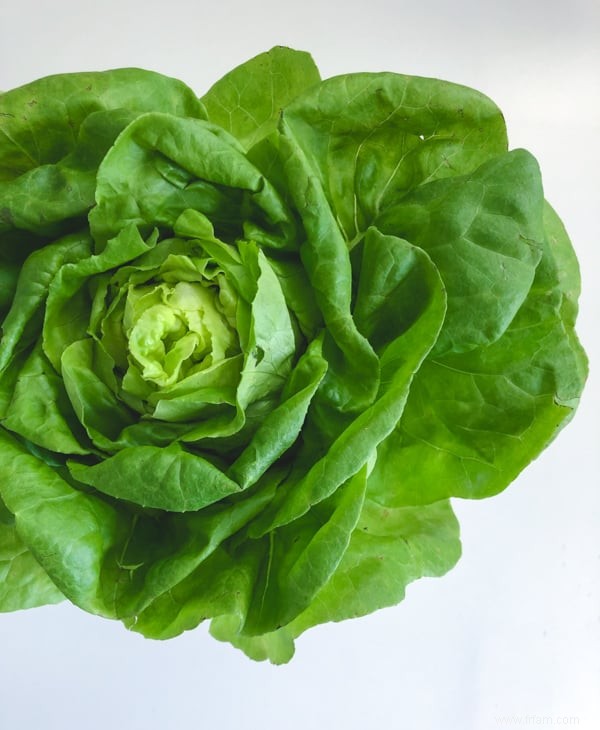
left=1, top=1, right=598, bottom=728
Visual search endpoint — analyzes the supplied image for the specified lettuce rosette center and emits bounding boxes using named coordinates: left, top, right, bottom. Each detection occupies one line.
left=122, top=277, right=238, bottom=386
left=75, top=217, right=301, bottom=448
left=99, top=242, right=242, bottom=413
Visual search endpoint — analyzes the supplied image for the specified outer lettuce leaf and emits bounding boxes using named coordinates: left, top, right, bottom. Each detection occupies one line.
left=200, top=46, right=320, bottom=150
left=228, top=335, right=328, bottom=488
left=0, top=519, right=65, bottom=612
left=0, top=68, right=203, bottom=182
left=278, top=71, right=508, bottom=244
left=0, top=428, right=279, bottom=620
left=0, top=69, right=204, bottom=246
left=0, top=233, right=92, bottom=376
left=0, top=429, right=126, bottom=614
left=368, top=202, right=587, bottom=505
left=289, top=498, right=461, bottom=634
left=125, top=466, right=369, bottom=648
left=2, top=341, right=91, bottom=454
left=68, top=442, right=243, bottom=512
left=0, top=263, right=19, bottom=316
left=210, top=498, right=461, bottom=663
left=377, top=149, right=545, bottom=355
left=88, top=112, right=297, bottom=249
left=278, top=126, right=380, bottom=410
left=243, top=465, right=368, bottom=635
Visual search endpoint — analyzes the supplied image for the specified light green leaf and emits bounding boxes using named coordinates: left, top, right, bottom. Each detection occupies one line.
left=43, top=224, right=157, bottom=371
left=3, top=340, right=90, bottom=454
left=0, top=520, right=65, bottom=611
left=249, top=228, right=446, bottom=537
left=377, top=149, right=544, bottom=354
left=0, top=68, right=204, bottom=242
left=280, top=71, right=507, bottom=243
left=229, top=335, right=327, bottom=488
left=89, top=112, right=296, bottom=249
left=289, top=498, right=460, bottom=634
left=69, top=442, right=241, bottom=512
left=201, top=46, right=320, bottom=150
left=0, top=232, right=92, bottom=374
left=368, top=201, right=588, bottom=506
left=0, top=428, right=125, bottom=614
left=278, top=124, right=380, bottom=410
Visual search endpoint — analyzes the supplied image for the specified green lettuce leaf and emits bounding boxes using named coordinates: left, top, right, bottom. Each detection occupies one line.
left=0, top=520, right=65, bottom=612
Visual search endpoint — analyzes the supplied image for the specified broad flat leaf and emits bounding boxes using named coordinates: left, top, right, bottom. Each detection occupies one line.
left=368, top=203, right=587, bottom=505
left=89, top=113, right=296, bottom=249
left=0, top=69, right=204, bottom=244
left=280, top=71, right=508, bottom=243
left=69, top=442, right=242, bottom=512
left=0, top=520, right=65, bottom=611
left=289, top=498, right=460, bottom=633
left=201, top=46, right=320, bottom=150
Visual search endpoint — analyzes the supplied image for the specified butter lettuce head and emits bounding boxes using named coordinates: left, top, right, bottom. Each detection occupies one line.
left=0, top=47, right=587, bottom=663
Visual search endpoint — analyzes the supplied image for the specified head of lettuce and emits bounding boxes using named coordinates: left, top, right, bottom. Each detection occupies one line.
left=0, top=47, right=587, bottom=662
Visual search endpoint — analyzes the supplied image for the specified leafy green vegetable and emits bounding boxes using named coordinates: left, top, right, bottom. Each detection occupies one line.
left=0, top=47, right=587, bottom=663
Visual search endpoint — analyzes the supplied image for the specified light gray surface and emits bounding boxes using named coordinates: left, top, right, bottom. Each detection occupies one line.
left=1, top=1, right=598, bottom=728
